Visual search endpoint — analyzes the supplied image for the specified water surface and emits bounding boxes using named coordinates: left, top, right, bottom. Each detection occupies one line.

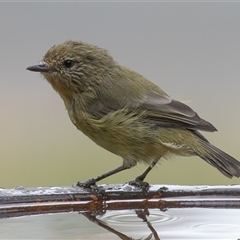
left=1, top=208, right=240, bottom=239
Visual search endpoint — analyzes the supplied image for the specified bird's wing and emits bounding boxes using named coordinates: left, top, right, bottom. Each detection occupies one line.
left=86, top=92, right=217, bottom=132
left=141, top=92, right=217, bottom=132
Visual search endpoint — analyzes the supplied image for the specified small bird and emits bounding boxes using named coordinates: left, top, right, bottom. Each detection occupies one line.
left=27, top=40, right=240, bottom=187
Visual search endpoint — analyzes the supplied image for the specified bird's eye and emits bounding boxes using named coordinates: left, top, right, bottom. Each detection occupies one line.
left=63, top=60, right=74, bottom=68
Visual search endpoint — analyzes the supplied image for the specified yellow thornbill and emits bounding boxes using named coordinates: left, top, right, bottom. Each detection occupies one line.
left=27, top=40, right=240, bottom=187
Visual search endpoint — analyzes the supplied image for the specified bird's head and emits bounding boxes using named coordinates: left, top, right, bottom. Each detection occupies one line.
left=27, top=40, right=115, bottom=100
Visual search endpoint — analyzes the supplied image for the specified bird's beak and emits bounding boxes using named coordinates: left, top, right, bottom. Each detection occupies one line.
left=26, top=63, right=55, bottom=73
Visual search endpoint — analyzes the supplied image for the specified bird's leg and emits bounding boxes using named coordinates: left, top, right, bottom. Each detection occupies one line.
left=136, top=158, right=160, bottom=182
left=77, top=164, right=129, bottom=188
left=128, top=158, right=160, bottom=189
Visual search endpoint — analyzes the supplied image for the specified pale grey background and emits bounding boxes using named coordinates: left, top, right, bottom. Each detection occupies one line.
left=1, top=2, right=240, bottom=187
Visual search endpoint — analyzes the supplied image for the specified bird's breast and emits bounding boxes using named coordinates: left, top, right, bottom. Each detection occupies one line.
left=66, top=99, right=168, bottom=163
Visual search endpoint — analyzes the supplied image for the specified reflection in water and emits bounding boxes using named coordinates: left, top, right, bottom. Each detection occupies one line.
left=80, top=207, right=240, bottom=240
left=135, top=209, right=160, bottom=240
left=1, top=208, right=240, bottom=239
left=82, top=209, right=160, bottom=240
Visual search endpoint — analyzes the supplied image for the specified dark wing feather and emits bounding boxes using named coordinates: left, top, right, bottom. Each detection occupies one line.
left=142, top=93, right=217, bottom=132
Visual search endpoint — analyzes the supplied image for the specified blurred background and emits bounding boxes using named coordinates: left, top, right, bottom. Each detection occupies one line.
left=1, top=2, right=240, bottom=188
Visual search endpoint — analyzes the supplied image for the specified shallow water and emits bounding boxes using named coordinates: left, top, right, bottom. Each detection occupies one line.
left=1, top=208, right=240, bottom=239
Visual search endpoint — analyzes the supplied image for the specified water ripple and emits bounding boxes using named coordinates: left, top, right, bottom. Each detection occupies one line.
left=98, top=209, right=180, bottom=225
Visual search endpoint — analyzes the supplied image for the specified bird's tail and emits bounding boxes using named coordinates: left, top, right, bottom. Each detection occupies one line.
left=194, top=138, right=240, bottom=178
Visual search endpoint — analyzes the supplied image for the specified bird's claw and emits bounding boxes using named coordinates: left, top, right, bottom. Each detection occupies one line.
left=77, top=179, right=97, bottom=188
left=77, top=179, right=106, bottom=195
left=127, top=178, right=150, bottom=191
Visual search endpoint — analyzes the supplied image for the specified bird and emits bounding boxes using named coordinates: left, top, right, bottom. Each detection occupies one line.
left=27, top=40, right=240, bottom=187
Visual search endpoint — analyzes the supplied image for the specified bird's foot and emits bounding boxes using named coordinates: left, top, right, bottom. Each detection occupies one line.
left=77, top=178, right=97, bottom=188
left=127, top=177, right=150, bottom=191
left=76, top=179, right=106, bottom=195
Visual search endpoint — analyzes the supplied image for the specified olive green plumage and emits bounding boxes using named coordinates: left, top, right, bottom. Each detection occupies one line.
left=27, top=40, right=240, bottom=185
